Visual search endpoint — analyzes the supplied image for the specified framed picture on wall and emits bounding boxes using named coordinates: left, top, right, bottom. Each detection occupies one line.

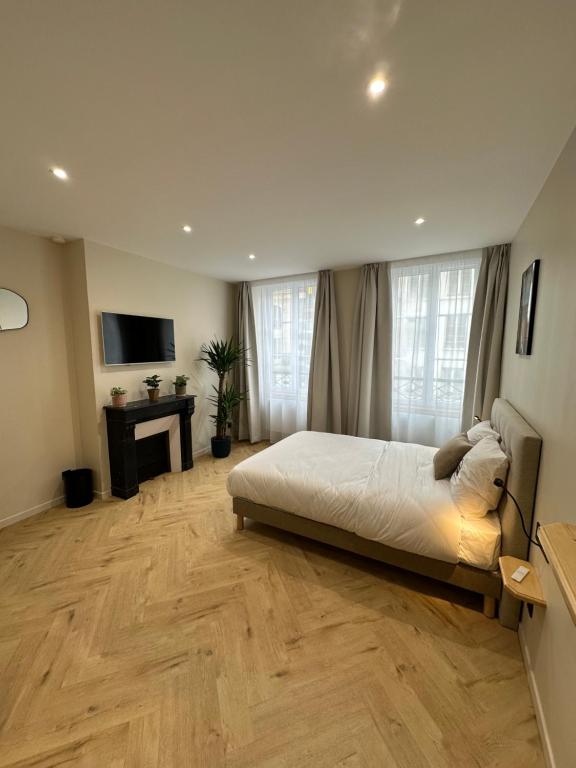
left=516, top=259, right=540, bottom=355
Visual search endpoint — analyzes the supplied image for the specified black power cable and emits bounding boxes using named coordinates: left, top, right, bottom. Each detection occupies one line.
left=493, top=478, right=545, bottom=557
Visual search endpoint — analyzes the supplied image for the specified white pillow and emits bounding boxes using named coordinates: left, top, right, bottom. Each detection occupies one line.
left=450, top=436, right=509, bottom=519
left=467, top=420, right=500, bottom=445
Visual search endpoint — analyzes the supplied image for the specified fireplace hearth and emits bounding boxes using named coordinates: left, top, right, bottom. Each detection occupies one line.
left=136, top=431, right=171, bottom=482
left=104, top=395, right=195, bottom=499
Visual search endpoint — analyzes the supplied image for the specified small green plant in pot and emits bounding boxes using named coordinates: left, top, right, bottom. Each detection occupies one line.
left=110, top=386, right=127, bottom=407
left=173, top=374, right=190, bottom=396
left=198, top=339, right=247, bottom=458
left=143, top=374, right=162, bottom=402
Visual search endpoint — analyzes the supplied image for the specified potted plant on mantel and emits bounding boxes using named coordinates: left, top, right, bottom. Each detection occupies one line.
left=198, top=339, right=246, bottom=458
left=143, top=374, right=162, bottom=402
left=110, top=386, right=128, bottom=407
left=173, top=374, right=190, bottom=396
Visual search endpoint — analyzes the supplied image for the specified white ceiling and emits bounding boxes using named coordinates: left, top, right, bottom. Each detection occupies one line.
left=1, top=1, right=576, bottom=282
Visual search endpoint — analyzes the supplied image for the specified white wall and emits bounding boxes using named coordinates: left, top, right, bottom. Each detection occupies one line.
left=82, top=241, right=234, bottom=493
left=501, top=126, right=576, bottom=768
left=0, top=226, right=80, bottom=525
left=63, top=240, right=102, bottom=489
left=0, top=228, right=233, bottom=518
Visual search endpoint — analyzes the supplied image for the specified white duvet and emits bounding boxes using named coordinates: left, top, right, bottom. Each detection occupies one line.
left=227, top=431, right=500, bottom=571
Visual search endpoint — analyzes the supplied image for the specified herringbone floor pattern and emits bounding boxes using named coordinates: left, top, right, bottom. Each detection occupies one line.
left=0, top=444, right=543, bottom=767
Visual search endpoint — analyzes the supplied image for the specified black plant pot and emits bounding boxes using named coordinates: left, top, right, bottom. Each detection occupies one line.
left=211, top=435, right=232, bottom=459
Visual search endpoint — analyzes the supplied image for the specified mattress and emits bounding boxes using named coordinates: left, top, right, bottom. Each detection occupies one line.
left=227, top=431, right=501, bottom=571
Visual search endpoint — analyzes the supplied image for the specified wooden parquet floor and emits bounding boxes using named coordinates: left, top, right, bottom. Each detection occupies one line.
left=0, top=443, right=543, bottom=767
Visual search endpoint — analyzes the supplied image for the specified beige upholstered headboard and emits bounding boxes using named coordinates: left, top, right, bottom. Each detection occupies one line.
left=491, top=398, right=542, bottom=628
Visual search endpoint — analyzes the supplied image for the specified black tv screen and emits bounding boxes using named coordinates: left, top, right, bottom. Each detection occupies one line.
left=102, top=312, right=175, bottom=365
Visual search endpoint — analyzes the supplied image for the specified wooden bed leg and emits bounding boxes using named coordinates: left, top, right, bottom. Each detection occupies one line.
left=235, top=513, right=244, bottom=532
left=483, top=596, right=497, bottom=619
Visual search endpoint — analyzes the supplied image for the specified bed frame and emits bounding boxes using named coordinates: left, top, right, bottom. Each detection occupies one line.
left=232, top=399, right=542, bottom=629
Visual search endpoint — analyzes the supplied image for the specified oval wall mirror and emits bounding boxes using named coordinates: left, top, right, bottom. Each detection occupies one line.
left=0, top=288, right=29, bottom=331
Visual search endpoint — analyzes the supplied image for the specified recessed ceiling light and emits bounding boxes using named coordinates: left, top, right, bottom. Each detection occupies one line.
left=51, top=235, right=66, bottom=244
left=50, top=167, right=68, bottom=180
left=248, top=254, right=256, bottom=260
left=414, top=217, right=426, bottom=226
left=182, top=224, right=193, bottom=233
left=367, top=76, right=387, bottom=99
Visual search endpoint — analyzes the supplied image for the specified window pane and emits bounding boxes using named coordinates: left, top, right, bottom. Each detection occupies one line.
left=251, top=275, right=317, bottom=442
left=391, top=254, right=481, bottom=445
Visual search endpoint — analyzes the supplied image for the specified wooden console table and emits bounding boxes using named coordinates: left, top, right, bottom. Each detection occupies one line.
left=539, top=523, right=576, bottom=625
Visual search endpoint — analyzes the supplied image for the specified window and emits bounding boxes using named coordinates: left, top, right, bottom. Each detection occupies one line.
left=391, top=252, right=481, bottom=446
left=251, top=276, right=317, bottom=442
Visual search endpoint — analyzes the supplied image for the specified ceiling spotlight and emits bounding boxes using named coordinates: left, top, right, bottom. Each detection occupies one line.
left=182, top=224, right=193, bottom=233
left=367, top=76, right=387, bottom=99
left=248, top=253, right=256, bottom=260
left=50, top=167, right=68, bottom=180
left=414, top=217, right=426, bottom=226
left=51, top=235, right=66, bottom=244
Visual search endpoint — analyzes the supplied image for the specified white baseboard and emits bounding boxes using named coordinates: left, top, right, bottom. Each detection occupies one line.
left=1, top=446, right=214, bottom=527
left=519, top=624, right=556, bottom=768
left=0, top=495, right=65, bottom=530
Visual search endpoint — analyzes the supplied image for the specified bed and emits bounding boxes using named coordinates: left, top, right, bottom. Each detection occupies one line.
left=227, top=398, right=542, bottom=629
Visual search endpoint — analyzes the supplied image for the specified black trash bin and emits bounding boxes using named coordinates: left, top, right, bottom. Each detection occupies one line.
left=62, top=468, right=93, bottom=508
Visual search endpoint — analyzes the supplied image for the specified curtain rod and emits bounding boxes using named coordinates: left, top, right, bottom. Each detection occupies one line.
left=390, top=248, right=483, bottom=270
left=247, top=271, right=318, bottom=287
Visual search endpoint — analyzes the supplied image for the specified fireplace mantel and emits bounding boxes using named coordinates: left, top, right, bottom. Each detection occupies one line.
left=104, top=395, right=195, bottom=499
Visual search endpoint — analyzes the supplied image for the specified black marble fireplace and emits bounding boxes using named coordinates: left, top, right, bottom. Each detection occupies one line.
left=104, top=395, right=195, bottom=499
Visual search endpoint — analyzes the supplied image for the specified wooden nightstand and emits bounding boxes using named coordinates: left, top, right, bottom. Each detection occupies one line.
left=499, top=556, right=546, bottom=610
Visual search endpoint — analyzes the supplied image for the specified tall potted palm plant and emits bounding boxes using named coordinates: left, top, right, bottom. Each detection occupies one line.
left=198, top=338, right=247, bottom=458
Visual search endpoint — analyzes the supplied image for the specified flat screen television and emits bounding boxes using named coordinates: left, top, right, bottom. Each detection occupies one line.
left=101, top=312, right=176, bottom=365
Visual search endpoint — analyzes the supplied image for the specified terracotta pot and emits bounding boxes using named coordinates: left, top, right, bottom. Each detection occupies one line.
left=111, top=393, right=127, bottom=407
left=175, top=385, right=187, bottom=396
left=148, top=388, right=160, bottom=402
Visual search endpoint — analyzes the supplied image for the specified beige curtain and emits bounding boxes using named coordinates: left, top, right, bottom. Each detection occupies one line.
left=233, top=282, right=261, bottom=442
left=347, top=263, right=392, bottom=439
left=307, top=270, right=342, bottom=433
left=462, top=244, right=510, bottom=428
